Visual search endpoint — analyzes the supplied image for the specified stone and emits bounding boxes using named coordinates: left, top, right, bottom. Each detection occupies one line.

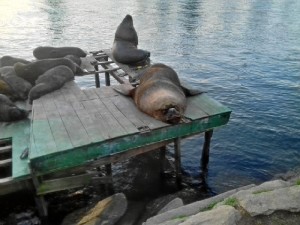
left=143, top=184, right=254, bottom=225
left=78, top=193, right=127, bottom=225
left=158, top=198, right=184, bottom=215
left=180, top=205, right=241, bottom=225
left=237, top=185, right=300, bottom=216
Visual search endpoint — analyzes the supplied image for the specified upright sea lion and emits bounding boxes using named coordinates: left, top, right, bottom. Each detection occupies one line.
left=112, top=14, right=150, bottom=65
left=0, top=55, right=30, bottom=67
left=33, top=46, right=87, bottom=60
left=0, top=94, right=30, bottom=122
left=14, top=58, right=77, bottom=85
left=114, top=63, right=202, bottom=124
left=28, top=65, right=74, bottom=103
left=0, top=66, right=32, bottom=100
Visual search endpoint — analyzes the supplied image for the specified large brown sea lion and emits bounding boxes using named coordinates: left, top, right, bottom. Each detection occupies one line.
left=28, top=65, right=74, bottom=103
left=112, top=14, right=150, bottom=65
left=0, top=94, right=30, bottom=122
left=0, top=66, right=32, bottom=100
left=0, top=55, right=30, bottom=67
left=14, top=58, right=77, bottom=85
left=33, top=46, right=87, bottom=60
left=114, top=63, right=202, bottom=124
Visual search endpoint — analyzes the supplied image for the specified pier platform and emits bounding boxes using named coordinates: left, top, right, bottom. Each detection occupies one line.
left=0, top=49, right=231, bottom=215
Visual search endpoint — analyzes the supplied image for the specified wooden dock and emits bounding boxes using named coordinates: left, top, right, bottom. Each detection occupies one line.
left=0, top=49, right=231, bottom=215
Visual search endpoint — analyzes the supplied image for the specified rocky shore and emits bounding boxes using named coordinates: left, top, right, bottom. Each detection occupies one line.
left=60, top=170, right=300, bottom=225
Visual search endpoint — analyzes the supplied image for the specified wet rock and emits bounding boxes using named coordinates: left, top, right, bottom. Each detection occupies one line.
left=181, top=205, right=241, bottom=225
left=62, top=193, right=127, bottom=225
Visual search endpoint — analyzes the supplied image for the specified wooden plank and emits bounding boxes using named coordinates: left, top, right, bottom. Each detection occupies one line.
left=31, top=99, right=57, bottom=156
left=82, top=99, right=127, bottom=138
left=185, top=95, right=209, bottom=120
left=189, top=94, right=231, bottom=116
left=93, top=86, right=119, bottom=99
left=53, top=98, right=92, bottom=148
left=0, top=158, right=11, bottom=167
left=37, top=173, right=93, bottom=195
left=40, top=93, right=73, bottom=152
left=31, top=111, right=231, bottom=175
left=111, top=94, right=168, bottom=130
left=0, top=145, right=12, bottom=154
left=82, top=88, right=99, bottom=100
left=101, top=97, right=139, bottom=134
left=75, top=105, right=109, bottom=142
left=12, top=119, right=31, bottom=178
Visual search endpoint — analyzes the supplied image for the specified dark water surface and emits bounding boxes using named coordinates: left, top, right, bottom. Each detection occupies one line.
left=1, top=0, right=299, bottom=194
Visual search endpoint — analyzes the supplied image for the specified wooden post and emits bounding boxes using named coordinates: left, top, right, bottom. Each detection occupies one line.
left=94, top=64, right=100, bottom=88
left=201, top=130, right=214, bottom=171
left=105, top=164, right=113, bottom=194
left=159, top=146, right=166, bottom=177
left=104, top=56, right=110, bottom=86
left=30, top=169, right=48, bottom=217
left=174, top=138, right=182, bottom=187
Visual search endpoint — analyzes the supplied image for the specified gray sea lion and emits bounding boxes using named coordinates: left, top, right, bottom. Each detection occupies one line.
left=14, top=58, right=77, bottom=85
left=0, top=55, right=30, bottom=67
left=28, top=65, right=74, bottom=103
left=64, top=54, right=81, bottom=66
left=33, top=46, right=87, bottom=59
left=0, top=94, right=30, bottom=122
left=112, top=14, right=150, bottom=65
left=0, top=66, right=32, bottom=100
left=114, top=63, right=202, bottom=124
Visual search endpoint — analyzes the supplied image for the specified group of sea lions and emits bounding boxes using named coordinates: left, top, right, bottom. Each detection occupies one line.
left=0, top=14, right=201, bottom=124
left=112, top=15, right=202, bottom=124
left=0, top=47, right=87, bottom=122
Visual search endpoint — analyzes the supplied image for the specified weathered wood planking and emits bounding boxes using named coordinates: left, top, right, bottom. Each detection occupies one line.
left=29, top=83, right=231, bottom=175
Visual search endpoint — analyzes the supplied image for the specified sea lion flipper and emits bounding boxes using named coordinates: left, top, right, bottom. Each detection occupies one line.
left=113, top=84, right=135, bottom=96
left=180, top=80, right=206, bottom=96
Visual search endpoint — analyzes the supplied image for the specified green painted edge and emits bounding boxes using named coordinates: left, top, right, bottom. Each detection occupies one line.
left=30, top=111, right=231, bottom=175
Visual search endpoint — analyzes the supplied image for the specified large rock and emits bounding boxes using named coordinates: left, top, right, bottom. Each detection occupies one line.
left=237, top=185, right=300, bottom=216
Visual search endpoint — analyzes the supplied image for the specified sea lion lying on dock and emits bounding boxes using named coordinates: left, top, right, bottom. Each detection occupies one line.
left=112, top=14, right=150, bottom=65
left=0, top=66, right=32, bottom=100
left=14, top=58, right=78, bottom=85
left=0, top=94, right=30, bottom=122
left=0, top=55, right=30, bottom=67
left=28, top=65, right=74, bottom=103
left=114, top=63, right=202, bottom=124
left=33, top=46, right=87, bottom=60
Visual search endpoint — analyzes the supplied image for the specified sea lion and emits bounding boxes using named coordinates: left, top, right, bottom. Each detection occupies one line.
left=0, top=79, right=17, bottom=100
left=14, top=58, right=77, bottom=85
left=0, top=94, right=30, bottom=122
left=0, top=66, right=32, bottom=100
left=112, top=14, right=150, bottom=65
left=0, top=55, right=30, bottom=67
left=33, top=46, right=87, bottom=60
left=114, top=63, right=202, bottom=124
left=28, top=65, right=74, bottom=103
left=64, top=54, right=82, bottom=66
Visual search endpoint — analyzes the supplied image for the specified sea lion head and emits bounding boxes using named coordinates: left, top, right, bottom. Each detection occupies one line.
left=114, top=14, right=138, bottom=46
left=9, top=107, right=30, bottom=121
left=153, top=105, right=182, bottom=124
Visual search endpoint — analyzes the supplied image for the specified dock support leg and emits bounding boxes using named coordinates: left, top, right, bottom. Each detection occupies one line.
left=94, top=64, right=100, bottom=88
left=159, top=146, right=166, bottom=177
left=201, top=130, right=214, bottom=171
left=174, top=138, right=182, bottom=187
left=105, top=164, right=113, bottom=195
left=104, top=56, right=110, bottom=86
left=31, top=170, right=48, bottom=217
